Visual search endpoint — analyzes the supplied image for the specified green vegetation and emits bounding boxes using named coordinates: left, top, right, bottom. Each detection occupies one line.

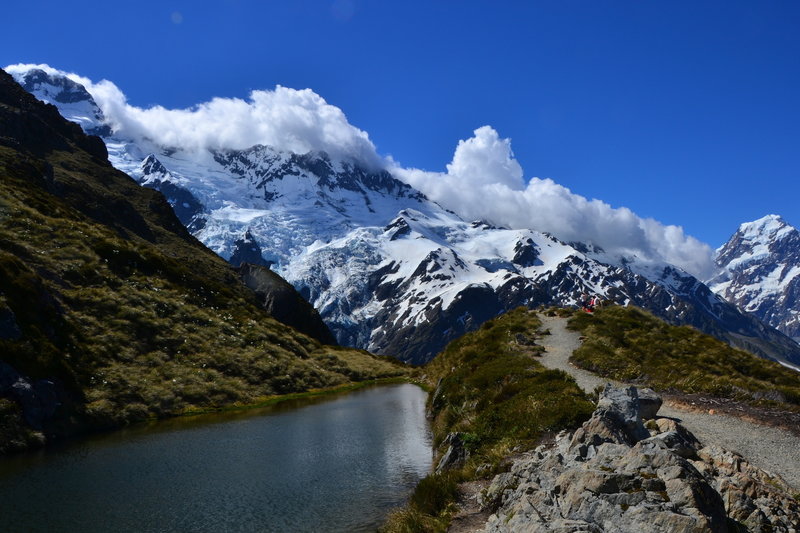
left=382, top=307, right=594, bottom=532
left=0, top=75, right=409, bottom=448
left=568, top=305, right=800, bottom=407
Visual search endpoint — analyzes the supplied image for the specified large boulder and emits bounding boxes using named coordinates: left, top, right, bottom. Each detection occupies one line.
left=570, top=384, right=650, bottom=448
left=637, top=387, right=663, bottom=420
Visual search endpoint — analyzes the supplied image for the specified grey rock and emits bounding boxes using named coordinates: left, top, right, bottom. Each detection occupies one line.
left=436, top=432, right=470, bottom=473
left=572, top=384, right=649, bottom=447
left=643, top=429, right=701, bottom=459
left=637, top=387, right=662, bottom=420
left=480, top=386, right=800, bottom=532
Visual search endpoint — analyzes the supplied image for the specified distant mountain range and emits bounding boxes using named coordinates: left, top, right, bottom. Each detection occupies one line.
left=10, top=66, right=800, bottom=368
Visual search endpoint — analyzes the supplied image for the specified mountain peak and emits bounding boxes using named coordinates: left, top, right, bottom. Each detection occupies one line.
left=736, top=214, right=793, bottom=242
left=711, top=214, right=800, bottom=343
left=140, top=154, right=169, bottom=176
left=13, top=67, right=93, bottom=105
left=7, top=65, right=111, bottom=137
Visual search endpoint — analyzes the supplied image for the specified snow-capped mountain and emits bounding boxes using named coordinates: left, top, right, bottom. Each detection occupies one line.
left=709, top=215, right=800, bottom=344
left=11, top=66, right=800, bottom=367
left=12, top=67, right=111, bottom=138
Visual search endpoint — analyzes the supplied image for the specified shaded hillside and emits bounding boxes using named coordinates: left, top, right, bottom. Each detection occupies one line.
left=568, top=306, right=800, bottom=407
left=0, top=69, right=406, bottom=452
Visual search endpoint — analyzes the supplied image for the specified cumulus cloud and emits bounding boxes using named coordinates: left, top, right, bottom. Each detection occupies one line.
left=446, top=126, right=525, bottom=190
left=394, top=126, right=716, bottom=279
left=5, top=63, right=381, bottom=166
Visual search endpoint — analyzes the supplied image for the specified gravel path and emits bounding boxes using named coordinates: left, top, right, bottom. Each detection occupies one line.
left=536, top=313, right=800, bottom=491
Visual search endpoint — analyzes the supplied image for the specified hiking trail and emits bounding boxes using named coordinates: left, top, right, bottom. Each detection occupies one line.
left=536, top=313, right=800, bottom=491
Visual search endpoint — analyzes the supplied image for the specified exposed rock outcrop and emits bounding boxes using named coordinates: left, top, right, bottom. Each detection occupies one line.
left=480, top=385, right=799, bottom=532
left=238, top=263, right=337, bottom=345
left=436, top=432, right=470, bottom=473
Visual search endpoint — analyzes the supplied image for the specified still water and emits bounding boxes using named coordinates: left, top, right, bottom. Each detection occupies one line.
left=0, top=384, right=432, bottom=532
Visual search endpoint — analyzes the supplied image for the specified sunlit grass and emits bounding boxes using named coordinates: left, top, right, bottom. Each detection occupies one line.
left=568, top=305, right=800, bottom=407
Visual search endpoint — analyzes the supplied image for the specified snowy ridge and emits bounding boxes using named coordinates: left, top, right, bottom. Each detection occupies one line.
left=710, top=215, right=800, bottom=343
left=10, top=67, right=111, bottom=137
left=12, top=65, right=800, bottom=365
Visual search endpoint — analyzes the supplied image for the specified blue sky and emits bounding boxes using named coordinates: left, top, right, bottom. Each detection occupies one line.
left=3, top=1, right=799, bottom=248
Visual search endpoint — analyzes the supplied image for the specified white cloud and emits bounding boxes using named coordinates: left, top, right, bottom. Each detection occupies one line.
left=446, top=126, right=524, bottom=190
left=394, top=126, right=716, bottom=279
left=5, top=63, right=381, bottom=166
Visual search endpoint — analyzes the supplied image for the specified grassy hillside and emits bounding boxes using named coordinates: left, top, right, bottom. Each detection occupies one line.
left=568, top=305, right=800, bottom=408
left=0, top=69, right=406, bottom=452
left=383, top=305, right=800, bottom=531
left=383, top=307, right=593, bottom=532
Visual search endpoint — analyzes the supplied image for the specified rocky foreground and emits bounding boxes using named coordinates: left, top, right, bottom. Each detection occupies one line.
left=477, top=385, right=799, bottom=532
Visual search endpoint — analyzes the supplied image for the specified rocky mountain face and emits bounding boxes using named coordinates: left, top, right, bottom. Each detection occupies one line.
left=11, top=66, right=800, bottom=367
left=238, top=263, right=336, bottom=345
left=710, top=215, right=800, bottom=344
left=0, top=69, right=404, bottom=452
left=481, top=385, right=799, bottom=532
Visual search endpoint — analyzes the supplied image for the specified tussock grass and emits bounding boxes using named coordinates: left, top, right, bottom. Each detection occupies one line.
left=568, top=305, right=800, bottom=407
left=426, top=308, right=593, bottom=449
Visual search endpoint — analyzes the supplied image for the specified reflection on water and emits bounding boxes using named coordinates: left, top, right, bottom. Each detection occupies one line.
left=0, top=384, right=432, bottom=532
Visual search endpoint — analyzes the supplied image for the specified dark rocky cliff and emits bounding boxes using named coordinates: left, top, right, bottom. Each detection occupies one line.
left=238, top=263, right=336, bottom=345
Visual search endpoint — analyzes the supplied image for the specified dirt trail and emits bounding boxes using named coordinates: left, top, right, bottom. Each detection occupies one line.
left=536, top=313, right=800, bottom=491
